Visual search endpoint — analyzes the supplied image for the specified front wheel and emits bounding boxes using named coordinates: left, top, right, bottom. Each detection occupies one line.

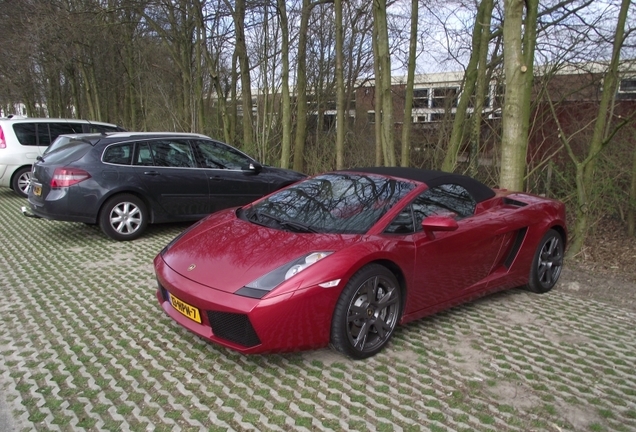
left=526, top=229, right=564, bottom=294
left=331, top=264, right=402, bottom=359
left=99, top=194, right=148, bottom=241
left=12, top=167, right=32, bottom=198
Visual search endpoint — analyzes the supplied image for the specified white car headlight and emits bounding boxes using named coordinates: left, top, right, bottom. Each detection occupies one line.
left=236, top=252, right=333, bottom=299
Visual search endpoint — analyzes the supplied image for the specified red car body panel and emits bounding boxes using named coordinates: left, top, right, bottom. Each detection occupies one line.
left=155, top=171, right=566, bottom=355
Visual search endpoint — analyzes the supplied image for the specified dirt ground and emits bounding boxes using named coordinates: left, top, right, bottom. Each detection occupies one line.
left=562, top=217, right=636, bottom=313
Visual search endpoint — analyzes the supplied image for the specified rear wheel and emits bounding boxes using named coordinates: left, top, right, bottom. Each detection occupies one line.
left=526, top=229, right=564, bottom=293
left=12, top=167, right=32, bottom=198
left=331, top=264, right=402, bottom=359
left=99, top=194, right=148, bottom=241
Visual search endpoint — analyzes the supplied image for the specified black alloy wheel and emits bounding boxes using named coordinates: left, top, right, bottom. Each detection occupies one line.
left=99, top=194, right=148, bottom=241
left=526, top=229, right=564, bottom=293
left=331, top=264, right=402, bottom=359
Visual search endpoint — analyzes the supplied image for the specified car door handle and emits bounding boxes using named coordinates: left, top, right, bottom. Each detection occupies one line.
left=144, top=171, right=160, bottom=176
left=209, top=176, right=223, bottom=181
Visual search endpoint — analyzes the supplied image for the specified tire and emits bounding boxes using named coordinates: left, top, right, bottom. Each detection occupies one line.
left=11, top=166, right=32, bottom=198
left=526, top=229, right=564, bottom=294
left=99, top=194, right=148, bottom=241
left=331, top=264, right=402, bottom=359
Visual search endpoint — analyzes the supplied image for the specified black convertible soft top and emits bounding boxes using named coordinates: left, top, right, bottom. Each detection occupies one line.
left=342, top=167, right=496, bottom=203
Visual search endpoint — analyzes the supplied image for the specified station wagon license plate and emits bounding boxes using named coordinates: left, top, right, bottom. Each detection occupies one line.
left=169, top=293, right=202, bottom=323
left=32, top=183, right=42, bottom=196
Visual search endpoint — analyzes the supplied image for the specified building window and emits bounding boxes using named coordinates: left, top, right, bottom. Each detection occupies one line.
left=619, top=79, right=636, bottom=93
left=430, top=112, right=455, bottom=122
left=413, top=89, right=429, bottom=108
left=432, top=87, right=458, bottom=108
left=488, top=84, right=505, bottom=108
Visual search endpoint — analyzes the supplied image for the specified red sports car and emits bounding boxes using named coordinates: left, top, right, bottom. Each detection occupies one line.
left=154, top=167, right=566, bottom=359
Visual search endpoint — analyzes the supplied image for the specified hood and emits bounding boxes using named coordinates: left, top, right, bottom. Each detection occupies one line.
left=161, top=210, right=360, bottom=293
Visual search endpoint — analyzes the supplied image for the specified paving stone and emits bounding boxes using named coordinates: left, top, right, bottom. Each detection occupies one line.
left=1, top=189, right=635, bottom=431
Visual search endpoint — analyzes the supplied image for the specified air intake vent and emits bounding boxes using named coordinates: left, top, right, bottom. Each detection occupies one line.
left=504, top=227, right=528, bottom=268
left=503, top=197, right=528, bottom=207
left=207, top=311, right=261, bottom=347
left=157, top=281, right=169, bottom=302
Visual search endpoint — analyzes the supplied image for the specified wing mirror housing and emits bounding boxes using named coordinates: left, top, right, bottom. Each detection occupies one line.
left=242, top=162, right=263, bottom=174
left=421, top=215, right=458, bottom=240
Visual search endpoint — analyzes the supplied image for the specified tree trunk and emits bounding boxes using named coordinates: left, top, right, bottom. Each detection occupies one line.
left=568, top=0, right=630, bottom=256
left=293, top=0, right=313, bottom=172
left=335, top=0, right=345, bottom=169
left=230, top=51, right=239, bottom=146
left=442, top=0, right=493, bottom=173
left=499, top=0, right=538, bottom=191
left=400, top=0, right=418, bottom=168
left=629, top=142, right=636, bottom=236
left=373, top=19, right=383, bottom=166
left=79, top=62, right=97, bottom=120
left=469, top=0, right=494, bottom=177
left=195, top=11, right=205, bottom=133
left=227, top=0, right=254, bottom=151
left=373, top=0, right=395, bottom=166
left=277, top=0, right=292, bottom=169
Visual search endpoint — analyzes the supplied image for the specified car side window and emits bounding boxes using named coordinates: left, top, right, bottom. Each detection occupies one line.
left=134, top=142, right=154, bottom=166
left=193, top=140, right=252, bottom=170
left=385, top=206, right=416, bottom=234
left=103, top=144, right=133, bottom=165
left=13, top=123, right=49, bottom=146
left=49, top=123, right=81, bottom=140
left=413, top=184, right=476, bottom=227
left=88, top=124, right=121, bottom=133
left=148, top=140, right=195, bottom=168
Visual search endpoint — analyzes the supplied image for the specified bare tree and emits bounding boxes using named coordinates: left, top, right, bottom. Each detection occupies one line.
left=564, top=0, right=632, bottom=256
left=500, top=0, right=539, bottom=190
left=442, top=0, right=494, bottom=173
left=373, top=0, right=395, bottom=166
left=277, top=0, right=293, bottom=168
left=225, top=0, right=255, bottom=151
left=400, top=0, right=418, bottom=168
left=335, top=0, right=345, bottom=169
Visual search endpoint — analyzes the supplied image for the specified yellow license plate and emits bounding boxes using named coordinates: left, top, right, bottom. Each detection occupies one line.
left=169, top=293, right=202, bottom=323
left=33, top=185, right=42, bottom=196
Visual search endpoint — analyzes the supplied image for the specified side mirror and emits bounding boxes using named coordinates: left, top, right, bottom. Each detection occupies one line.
left=421, top=215, right=458, bottom=240
left=242, top=162, right=263, bottom=174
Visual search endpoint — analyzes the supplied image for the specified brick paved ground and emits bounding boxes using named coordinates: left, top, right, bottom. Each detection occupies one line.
left=1, top=189, right=635, bottom=431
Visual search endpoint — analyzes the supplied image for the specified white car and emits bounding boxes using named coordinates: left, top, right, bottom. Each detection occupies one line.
left=0, top=116, right=125, bottom=197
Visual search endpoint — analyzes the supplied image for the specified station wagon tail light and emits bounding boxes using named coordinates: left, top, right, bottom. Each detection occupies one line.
left=0, top=126, right=5, bottom=148
left=51, top=168, right=91, bottom=188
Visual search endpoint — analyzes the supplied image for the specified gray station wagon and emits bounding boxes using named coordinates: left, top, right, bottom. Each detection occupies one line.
left=25, top=132, right=306, bottom=240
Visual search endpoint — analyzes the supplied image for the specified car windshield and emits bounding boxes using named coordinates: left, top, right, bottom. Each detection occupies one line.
left=242, top=173, right=416, bottom=234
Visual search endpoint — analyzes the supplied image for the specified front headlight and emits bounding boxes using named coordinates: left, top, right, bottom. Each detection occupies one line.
left=235, top=252, right=333, bottom=299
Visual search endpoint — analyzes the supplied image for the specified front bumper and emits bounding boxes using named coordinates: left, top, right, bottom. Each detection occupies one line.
left=154, top=255, right=339, bottom=354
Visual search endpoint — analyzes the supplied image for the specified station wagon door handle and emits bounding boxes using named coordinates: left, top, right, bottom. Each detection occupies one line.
left=144, top=171, right=160, bottom=176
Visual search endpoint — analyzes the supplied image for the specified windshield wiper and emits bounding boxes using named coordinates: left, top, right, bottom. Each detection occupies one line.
left=278, top=220, right=318, bottom=233
left=246, top=209, right=270, bottom=227
left=248, top=210, right=317, bottom=233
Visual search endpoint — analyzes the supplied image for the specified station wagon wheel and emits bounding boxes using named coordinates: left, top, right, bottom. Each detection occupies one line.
left=12, top=167, right=32, bottom=198
left=99, top=194, right=148, bottom=241
left=526, top=229, right=564, bottom=294
left=331, top=264, right=402, bottom=359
